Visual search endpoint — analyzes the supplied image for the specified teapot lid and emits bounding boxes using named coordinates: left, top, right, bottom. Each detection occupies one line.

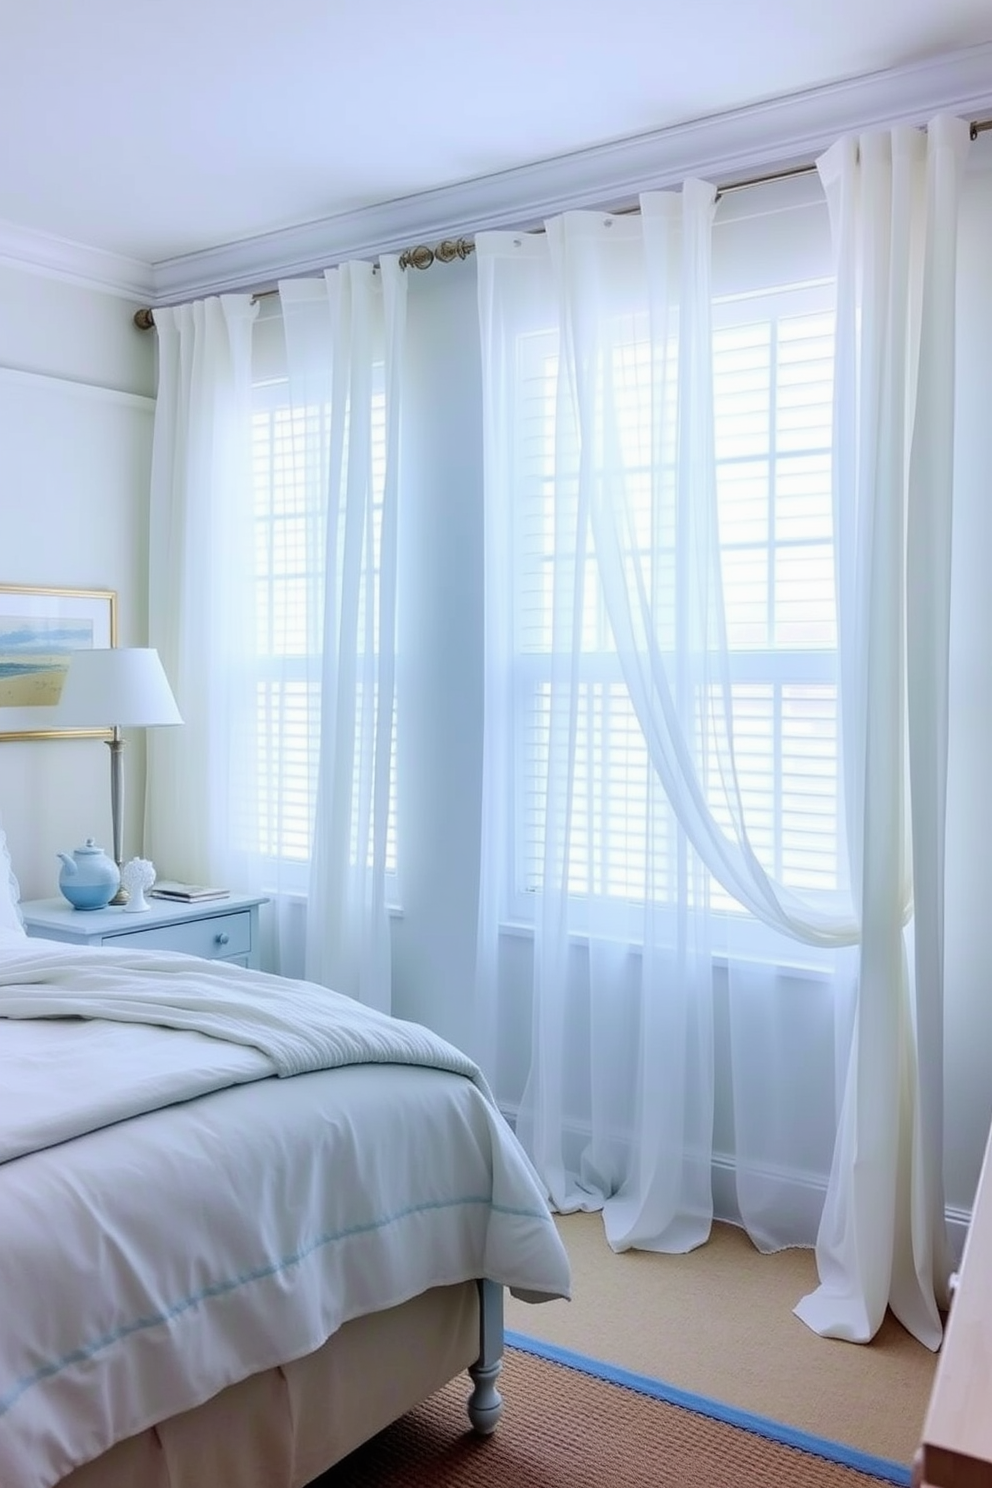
left=74, top=837, right=106, bottom=855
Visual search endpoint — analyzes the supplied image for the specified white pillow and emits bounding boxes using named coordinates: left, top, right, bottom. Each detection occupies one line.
left=0, top=814, right=26, bottom=934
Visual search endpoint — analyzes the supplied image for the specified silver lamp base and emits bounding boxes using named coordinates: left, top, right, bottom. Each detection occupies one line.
left=107, top=733, right=130, bottom=905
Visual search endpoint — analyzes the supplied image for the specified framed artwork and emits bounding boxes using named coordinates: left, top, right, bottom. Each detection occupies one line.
left=0, top=585, right=117, bottom=740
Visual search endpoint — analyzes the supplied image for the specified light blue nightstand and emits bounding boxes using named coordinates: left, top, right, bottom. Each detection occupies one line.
left=19, top=893, right=268, bottom=969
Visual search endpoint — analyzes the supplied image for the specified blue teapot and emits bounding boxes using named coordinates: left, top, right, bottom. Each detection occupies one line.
left=57, top=838, right=120, bottom=910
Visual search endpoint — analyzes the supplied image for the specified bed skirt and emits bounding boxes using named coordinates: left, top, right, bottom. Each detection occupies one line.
left=55, top=1281, right=480, bottom=1488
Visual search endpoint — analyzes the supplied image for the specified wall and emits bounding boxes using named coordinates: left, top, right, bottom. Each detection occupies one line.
left=0, top=265, right=156, bottom=899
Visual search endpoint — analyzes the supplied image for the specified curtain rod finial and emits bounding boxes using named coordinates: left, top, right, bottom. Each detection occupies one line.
left=399, top=244, right=436, bottom=271
left=435, top=237, right=474, bottom=264
left=133, top=307, right=155, bottom=331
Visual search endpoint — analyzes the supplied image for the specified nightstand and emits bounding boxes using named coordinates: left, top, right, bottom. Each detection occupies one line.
left=19, top=894, right=268, bottom=970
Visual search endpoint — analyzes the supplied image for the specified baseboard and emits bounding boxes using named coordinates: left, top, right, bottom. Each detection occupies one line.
left=711, top=1153, right=971, bottom=1266
left=500, top=1102, right=971, bottom=1264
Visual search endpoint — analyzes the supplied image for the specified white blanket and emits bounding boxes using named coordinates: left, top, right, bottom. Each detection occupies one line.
left=0, top=941, right=489, bottom=1080
left=0, top=940, right=572, bottom=1488
left=0, top=943, right=493, bottom=1164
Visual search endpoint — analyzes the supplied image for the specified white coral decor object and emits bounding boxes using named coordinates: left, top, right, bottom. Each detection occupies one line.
left=122, top=857, right=156, bottom=913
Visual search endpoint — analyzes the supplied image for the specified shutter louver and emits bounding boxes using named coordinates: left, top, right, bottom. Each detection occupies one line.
left=515, top=294, right=837, bottom=913
left=248, top=382, right=397, bottom=872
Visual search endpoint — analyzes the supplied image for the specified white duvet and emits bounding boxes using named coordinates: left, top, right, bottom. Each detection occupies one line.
left=0, top=935, right=571, bottom=1488
left=0, top=939, right=489, bottom=1162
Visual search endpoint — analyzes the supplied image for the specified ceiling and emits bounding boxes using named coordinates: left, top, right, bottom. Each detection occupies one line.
left=2, top=1, right=991, bottom=297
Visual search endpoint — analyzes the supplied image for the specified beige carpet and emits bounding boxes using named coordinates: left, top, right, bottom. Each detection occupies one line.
left=316, top=1346, right=903, bottom=1487
left=505, top=1214, right=936, bottom=1466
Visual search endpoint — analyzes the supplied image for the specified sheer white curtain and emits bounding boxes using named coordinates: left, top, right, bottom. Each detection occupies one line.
left=283, top=264, right=406, bottom=1010
left=794, top=116, right=969, bottom=1347
left=146, top=262, right=405, bottom=1011
left=477, top=187, right=816, bottom=1257
left=146, top=294, right=258, bottom=889
left=476, top=116, right=968, bottom=1345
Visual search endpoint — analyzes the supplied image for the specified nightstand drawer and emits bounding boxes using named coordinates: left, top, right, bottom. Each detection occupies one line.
left=102, top=910, right=253, bottom=961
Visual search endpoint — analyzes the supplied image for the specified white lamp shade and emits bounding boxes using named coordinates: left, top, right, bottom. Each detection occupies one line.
left=56, top=648, right=183, bottom=729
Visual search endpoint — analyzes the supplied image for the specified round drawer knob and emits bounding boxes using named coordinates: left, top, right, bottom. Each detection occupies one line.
left=215, top=932, right=230, bottom=946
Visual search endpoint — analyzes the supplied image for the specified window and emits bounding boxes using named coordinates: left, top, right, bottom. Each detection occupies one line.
left=710, top=294, right=837, bottom=907
left=248, top=375, right=397, bottom=878
left=513, top=281, right=837, bottom=915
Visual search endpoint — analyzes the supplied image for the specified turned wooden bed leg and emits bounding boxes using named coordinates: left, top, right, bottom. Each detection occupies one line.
left=467, top=1279, right=504, bottom=1435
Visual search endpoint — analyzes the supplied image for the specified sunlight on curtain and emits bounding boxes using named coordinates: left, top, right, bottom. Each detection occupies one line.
left=282, top=265, right=405, bottom=1010
left=146, top=295, right=258, bottom=892
left=475, top=115, right=969, bottom=1344
left=794, top=115, right=969, bottom=1348
left=476, top=185, right=848, bottom=1259
left=146, top=266, right=405, bottom=1010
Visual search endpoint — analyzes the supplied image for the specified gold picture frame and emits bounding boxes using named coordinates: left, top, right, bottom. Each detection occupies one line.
left=0, top=584, right=118, bottom=740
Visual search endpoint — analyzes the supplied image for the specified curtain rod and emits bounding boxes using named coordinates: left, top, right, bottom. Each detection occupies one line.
left=131, top=163, right=813, bottom=329
left=133, top=114, right=992, bottom=331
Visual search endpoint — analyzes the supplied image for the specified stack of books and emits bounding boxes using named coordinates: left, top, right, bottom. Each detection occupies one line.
left=148, top=882, right=230, bottom=903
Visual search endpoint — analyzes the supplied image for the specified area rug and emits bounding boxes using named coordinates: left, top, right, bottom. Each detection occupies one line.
left=316, top=1331, right=912, bottom=1487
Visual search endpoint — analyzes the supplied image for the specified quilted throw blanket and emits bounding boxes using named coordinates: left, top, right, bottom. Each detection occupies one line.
left=0, top=942, right=486, bottom=1082
left=0, top=943, right=492, bottom=1163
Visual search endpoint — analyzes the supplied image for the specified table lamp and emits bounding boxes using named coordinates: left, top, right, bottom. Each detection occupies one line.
left=56, top=647, right=183, bottom=904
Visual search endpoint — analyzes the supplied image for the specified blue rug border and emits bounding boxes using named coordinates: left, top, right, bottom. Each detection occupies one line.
left=504, top=1329, right=911, bottom=1486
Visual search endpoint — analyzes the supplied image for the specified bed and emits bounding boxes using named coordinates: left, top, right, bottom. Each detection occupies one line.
left=0, top=829, right=571, bottom=1488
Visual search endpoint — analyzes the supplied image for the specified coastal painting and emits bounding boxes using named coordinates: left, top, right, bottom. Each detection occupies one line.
left=0, top=616, right=95, bottom=706
left=0, top=586, right=116, bottom=740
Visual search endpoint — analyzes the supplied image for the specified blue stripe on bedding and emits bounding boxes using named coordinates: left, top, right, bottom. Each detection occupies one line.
left=2, top=1193, right=553, bottom=1417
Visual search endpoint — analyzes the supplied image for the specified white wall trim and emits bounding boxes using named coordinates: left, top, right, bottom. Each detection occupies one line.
left=148, top=41, right=992, bottom=305
left=499, top=1102, right=972, bottom=1265
left=0, top=365, right=155, bottom=412
left=711, top=1155, right=972, bottom=1266
left=0, top=218, right=154, bottom=303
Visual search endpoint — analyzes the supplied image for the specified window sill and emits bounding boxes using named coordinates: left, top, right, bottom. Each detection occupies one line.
left=495, top=917, right=836, bottom=984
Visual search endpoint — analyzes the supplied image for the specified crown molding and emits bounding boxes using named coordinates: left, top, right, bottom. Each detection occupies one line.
left=0, top=218, right=154, bottom=301
left=148, top=41, right=992, bottom=305
left=0, top=365, right=155, bottom=411
left=4, top=43, right=991, bottom=306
